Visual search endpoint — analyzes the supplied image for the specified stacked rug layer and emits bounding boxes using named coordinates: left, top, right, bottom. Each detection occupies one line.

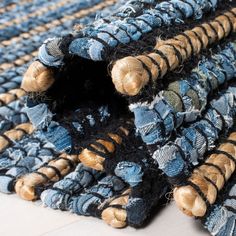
left=1, top=0, right=236, bottom=234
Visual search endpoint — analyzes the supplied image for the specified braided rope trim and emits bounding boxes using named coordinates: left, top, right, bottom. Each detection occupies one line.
left=0, top=134, right=57, bottom=193
left=79, top=122, right=132, bottom=171
left=15, top=153, right=79, bottom=201
left=0, top=123, right=34, bottom=153
left=0, top=88, right=26, bottom=106
left=101, top=189, right=130, bottom=228
left=174, top=132, right=236, bottom=217
left=111, top=8, right=236, bottom=96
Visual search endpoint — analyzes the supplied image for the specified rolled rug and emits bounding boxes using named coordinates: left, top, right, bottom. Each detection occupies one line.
left=3, top=0, right=236, bottom=233
left=19, top=7, right=236, bottom=154
left=20, top=1, right=234, bottom=96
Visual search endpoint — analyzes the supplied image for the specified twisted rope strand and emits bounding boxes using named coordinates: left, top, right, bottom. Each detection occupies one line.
left=111, top=8, right=236, bottom=96
left=0, top=123, right=34, bottom=153
left=174, top=132, right=236, bottom=217
left=79, top=121, right=132, bottom=171
left=15, top=152, right=79, bottom=201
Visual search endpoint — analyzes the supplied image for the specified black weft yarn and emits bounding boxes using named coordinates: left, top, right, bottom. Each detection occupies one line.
left=127, top=167, right=169, bottom=228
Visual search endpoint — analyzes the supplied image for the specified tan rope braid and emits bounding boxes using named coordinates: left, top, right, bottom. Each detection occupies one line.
left=0, top=0, right=33, bottom=14
left=101, top=189, right=131, bottom=228
left=21, top=61, right=55, bottom=92
left=0, top=0, right=74, bottom=30
left=15, top=153, right=79, bottom=201
left=0, top=50, right=37, bottom=73
left=0, top=88, right=26, bottom=106
left=111, top=8, right=236, bottom=96
left=0, top=123, right=34, bottom=152
left=79, top=125, right=130, bottom=171
left=174, top=132, right=236, bottom=217
left=1, top=0, right=117, bottom=47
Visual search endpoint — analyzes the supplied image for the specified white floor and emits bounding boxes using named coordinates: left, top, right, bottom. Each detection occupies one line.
left=0, top=193, right=210, bottom=236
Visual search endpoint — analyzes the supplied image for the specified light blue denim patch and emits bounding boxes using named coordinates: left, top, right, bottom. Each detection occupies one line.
left=41, top=121, right=72, bottom=153
left=69, top=175, right=126, bottom=216
left=24, top=103, right=53, bottom=130
left=114, top=161, right=143, bottom=186
left=41, top=164, right=103, bottom=210
left=152, top=87, right=236, bottom=178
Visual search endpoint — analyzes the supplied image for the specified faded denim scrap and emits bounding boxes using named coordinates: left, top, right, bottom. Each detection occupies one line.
left=0, top=130, right=56, bottom=193
left=69, top=175, right=126, bottom=216
left=67, top=0, right=218, bottom=60
left=41, top=163, right=103, bottom=210
left=153, top=87, right=236, bottom=180
left=25, top=103, right=111, bottom=153
left=0, top=98, right=28, bottom=133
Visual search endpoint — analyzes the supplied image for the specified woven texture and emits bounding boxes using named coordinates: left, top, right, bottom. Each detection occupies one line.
left=1, top=0, right=236, bottom=234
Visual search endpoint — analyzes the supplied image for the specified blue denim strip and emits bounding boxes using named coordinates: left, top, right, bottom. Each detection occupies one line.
left=41, top=163, right=103, bottom=210
left=0, top=130, right=56, bottom=193
left=24, top=103, right=53, bottom=130
left=36, top=0, right=147, bottom=66
left=67, top=0, right=219, bottom=60
left=204, top=184, right=236, bottom=236
left=130, top=42, right=236, bottom=146
left=153, top=87, right=236, bottom=178
left=25, top=103, right=111, bottom=152
left=69, top=175, right=126, bottom=216
left=114, top=161, right=144, bottom=187
left=41, top=121, right=72, bottom=153
left=0, top=98, right=29, bottom=133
